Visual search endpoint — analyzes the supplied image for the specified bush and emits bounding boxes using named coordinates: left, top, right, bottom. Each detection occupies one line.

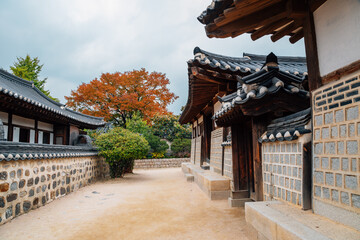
left=126, top=116, right=169, bottom=157
left=95, top=127, right=149, bottom=178
left=171, top=138, right=191, bottom=158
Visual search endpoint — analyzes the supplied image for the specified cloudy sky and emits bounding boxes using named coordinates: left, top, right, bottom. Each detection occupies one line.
left=0, top=0, right=305, bottom=114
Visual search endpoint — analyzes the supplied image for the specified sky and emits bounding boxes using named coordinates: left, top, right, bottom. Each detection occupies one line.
left=0, top=0, right=305, bottom=115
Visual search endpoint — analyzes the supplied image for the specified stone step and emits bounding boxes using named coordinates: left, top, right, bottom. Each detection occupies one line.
left=231, top=190, right=249, bottom=199
left=184, top=173, right=194, bottom=182
left=245, top=201, right=360, bottom=240
left=228, top=197, right=253, bottom=207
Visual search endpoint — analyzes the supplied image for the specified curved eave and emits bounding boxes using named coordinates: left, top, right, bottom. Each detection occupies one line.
left=214, top=88, right=310, bottom=127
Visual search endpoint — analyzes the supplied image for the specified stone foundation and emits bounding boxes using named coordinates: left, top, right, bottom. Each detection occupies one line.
left=0, top=156, right=109, bottom=225
left=134, top=158, right=190, bottom=169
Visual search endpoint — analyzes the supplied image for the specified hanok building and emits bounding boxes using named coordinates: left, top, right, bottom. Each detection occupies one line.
left=192, top=0, right=360, bottom=238
left=0, top=69, right=109, bottom=225
left=180, top=47, right=309, bottom=204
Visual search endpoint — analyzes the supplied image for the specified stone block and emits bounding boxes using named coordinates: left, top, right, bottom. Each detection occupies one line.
left=346, top=141, right=358, bottom=155
left=332, top=190, right=339, bottom=202
left=6, top=206, right=13, bottom=219
left=325, top=173, right=334, bottom=186
left=341, top=192, right=350, bottom=205
left=184, top=173, right=194, bottom=182
left=349, top=124, right=355, bottom=137
left=321, top=127, right=330, bottom=139
left=346, top=106, right=359, bottom=121
left=336, top=174, right=343, bottom=187
left=351, top=194, right=360, bottom=208
left=0, top=171, right=7, bottom=180
left=0, top=183, right=9, bottom=192
left=315, top=115, right=323, bottom=126
left=322, top=157, right=329, bottom=169
left=228, top=197, right=252, bottom=207
left=337, top=141, right=344, bottom=154
left=335, top=109, right=344, bottom=123
left=345, top=175, right=357, bottom=190
left=324, top=112, right=333, bottom=124
left=331, top=158, right=340, bottom=170
left=295, top=180, right=301, bottom=191
left=342, top=158, right=349, bottom=171
left=331, top=126, right=338, bottom=138
left=340, top=125, right=347, bottom=138
left=351, top=158, right=357, bottom=172
left=323, top=188, right=330, bottom=199
left=23, top=201, right=31, bottom=212
left=0, top=196, right=4, bottom=208
left=325, top=142, right=336, bottom=154
left=314, top=143, right=323, bottom=155
left=10, top=182, right=17, bottom=191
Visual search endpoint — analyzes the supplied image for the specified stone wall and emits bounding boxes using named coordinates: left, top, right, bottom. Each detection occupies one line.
left=134, top=158, right=190, bottom=169
left=210, top=128, right=223, bottom=174
left=312, top=70, right=360, bottom=229
left=262, top=137, right=311, bottom=208
left=191, top=138, right=196, bottom=164
left=223, top=146, right=233, bottom=179
left=0, top=156, right=109, bottom=225
left=195, top=136, right=201, bottom=166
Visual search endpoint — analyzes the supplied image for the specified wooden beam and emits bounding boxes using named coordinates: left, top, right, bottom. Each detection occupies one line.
left=35, top=119, right=38, bottom=143
left=206, top=1, right=290, bottom=38
left=271, top=20, right=303, bottom=42
left=289, top=28, right=304, bottom=43
left=251, top=18, right=293, bottom=41
left=322, top=59, right=360, bottom=84
left=7, top=111, right=13, bottom=141
left=303, top=8, right=321, bottom=91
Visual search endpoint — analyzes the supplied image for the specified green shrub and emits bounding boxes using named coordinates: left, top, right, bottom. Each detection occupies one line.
left=171, top=138, right=191, bottom=158
left=95, top=127, right=149, bottom=178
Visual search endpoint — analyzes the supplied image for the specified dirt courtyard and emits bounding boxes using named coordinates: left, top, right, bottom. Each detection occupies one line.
left=0, top=168, right=256, bottom=240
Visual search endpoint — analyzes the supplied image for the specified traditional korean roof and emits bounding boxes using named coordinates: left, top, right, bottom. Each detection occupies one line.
left=213, top=53, right=310, bottom=126
left=259, top=108, right=311, bottom=143
left=0, top=141, right=98, bottom=162
left=198, top=0, right=326, bottom=42
left=179, top=47, right=307, bottom=124
left=0, top=69, right=105, bottom=128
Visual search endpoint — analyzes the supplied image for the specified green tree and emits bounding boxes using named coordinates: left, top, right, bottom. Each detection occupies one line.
left=126, top=115, right=169, bottom=157
left=95, top=127, right=149, bottom=177
left=152, top=114, right=191, bottom=141
left=171, top=138, right=191, bottom=158
left=10, top=55, right=59, bottom=102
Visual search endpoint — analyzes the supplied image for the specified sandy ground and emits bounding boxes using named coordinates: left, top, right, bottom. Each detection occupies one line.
left=0, top=168, right=256, bottom=240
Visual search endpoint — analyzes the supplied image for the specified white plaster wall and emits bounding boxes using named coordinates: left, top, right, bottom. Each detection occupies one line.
left=314, top=0, right=360, bottom=76
left=214, top=101, right=221, bottom=114
left=0, top=111, right=8, bottom=123
left=38, top=121, right=54, bottom=131
left=12, top=115, right=35, bottom=128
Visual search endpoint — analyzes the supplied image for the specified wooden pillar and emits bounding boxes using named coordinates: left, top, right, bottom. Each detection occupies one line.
left=34, top=119, right=38, bottom=143
left=231, top=124, right=249, bottom=191
left=7, top=112, right=13, bottom=141
left=251, top=117, right=268, bottom=201
left=303, top=7, right=322, bottom=92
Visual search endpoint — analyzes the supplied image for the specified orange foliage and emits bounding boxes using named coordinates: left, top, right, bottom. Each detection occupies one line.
left=65, top=68, right=178, bottom=126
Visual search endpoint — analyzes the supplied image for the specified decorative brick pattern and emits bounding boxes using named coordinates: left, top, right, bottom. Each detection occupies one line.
left=191, top=139, right=196, bottom=164
left=134, top=158, right=190, bottom=169
left=262, top=141, right=304, bottom=207
left=210, top=128, right=223, bottom=174
left=195, top=137, right=202, bottom=166
left=223, top=146, right=232, bottom=179
left=0, top=156, right=109, bottom=225
left=313, top=73, right=360, bottom=212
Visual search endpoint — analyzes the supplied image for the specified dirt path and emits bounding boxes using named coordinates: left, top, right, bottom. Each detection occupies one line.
left=0, top=168, right=256, bottom=240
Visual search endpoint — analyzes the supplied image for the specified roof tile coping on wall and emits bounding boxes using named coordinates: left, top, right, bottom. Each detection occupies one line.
left=0, top=141, right=99, bottom=161
left=259, top=108, right=312, bottom=143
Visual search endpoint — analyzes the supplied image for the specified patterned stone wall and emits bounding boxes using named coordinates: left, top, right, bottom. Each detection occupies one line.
left=223, top=146, right=232, bottom=179
left=312, top=71, right=360, bottom=219
left=191, top=139, right=196, bottom=164
left=262, top=139, right=309, bottom=207
left=134, top=158, right=190, bottom=169
left=210, top=128, right=223, bottom=174
left=195, top=136, right=201, bottom=166
left=0, top=156, right=109, bottom=225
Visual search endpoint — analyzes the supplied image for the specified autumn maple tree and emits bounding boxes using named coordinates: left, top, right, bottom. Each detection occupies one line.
left=65, top=68, right=178, bottom=126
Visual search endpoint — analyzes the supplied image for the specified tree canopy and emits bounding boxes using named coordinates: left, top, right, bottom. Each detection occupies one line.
left=10, top=55, right=59, bottom=102
left=65, top=68, right=178, bottom=127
